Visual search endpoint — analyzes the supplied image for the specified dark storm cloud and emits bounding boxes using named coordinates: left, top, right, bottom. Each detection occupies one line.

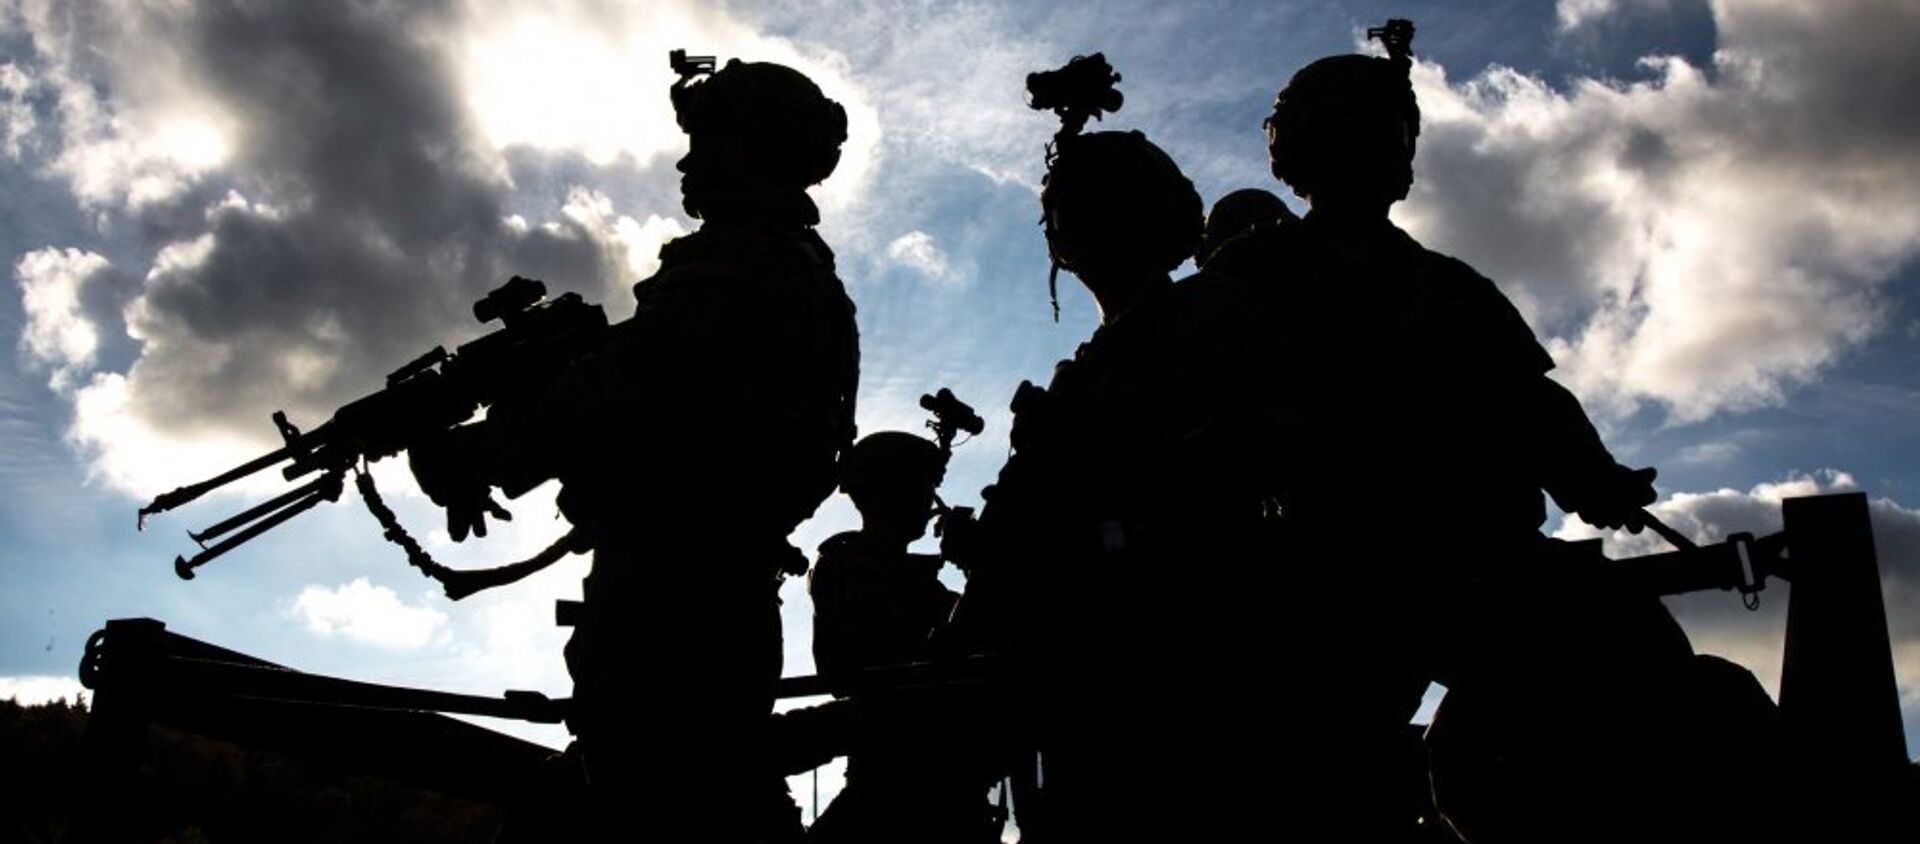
left=12, top=0, right=646, bottom=454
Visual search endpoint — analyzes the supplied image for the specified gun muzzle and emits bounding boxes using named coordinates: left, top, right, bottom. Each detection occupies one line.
left=138, top=442, right=299, bottom=529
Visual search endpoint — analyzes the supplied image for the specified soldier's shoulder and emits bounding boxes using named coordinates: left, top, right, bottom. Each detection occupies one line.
left=634, top=226, right=850, bottom=316
left=1410, top=240, right=1556, bottom=373
left=814, top=531, right=885, bottom=571
left=818, top=529, right=864, bottom=554
left=1168, top=267, right=1273, bottom=331
left=1411, top=242, right=1499, bottom=291
left=663, top=225, right=837, bottom=274
left=809, top=531, right=863, bottom=590
left=1203, top=221, right=1304, bottom=284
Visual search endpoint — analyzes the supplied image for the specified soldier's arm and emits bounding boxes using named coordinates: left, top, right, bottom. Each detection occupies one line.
left=1444, top=258, right=1657, bottom=529
left=405, top=335, right=631, bottom=540
left=1532, top=375, right=1657, bottom=530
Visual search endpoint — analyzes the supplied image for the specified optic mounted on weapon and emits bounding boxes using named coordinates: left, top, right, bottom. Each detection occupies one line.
left=473, top=275, right=546, bottom=325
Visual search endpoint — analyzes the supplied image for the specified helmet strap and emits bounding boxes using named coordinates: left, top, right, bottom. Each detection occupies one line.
left=1048, top=260, right=1062, bottom=323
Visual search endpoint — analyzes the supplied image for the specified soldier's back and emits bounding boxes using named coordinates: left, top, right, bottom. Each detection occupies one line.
left=1210, top=218, right=1558, bottom=552
left=555, top=221, right=858, bottom=532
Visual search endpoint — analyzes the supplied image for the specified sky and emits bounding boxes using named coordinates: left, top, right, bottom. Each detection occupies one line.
left=2, top=0, right=1918, bottom=819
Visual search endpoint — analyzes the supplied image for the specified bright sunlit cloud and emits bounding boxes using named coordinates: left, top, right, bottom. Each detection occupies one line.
left=1399, top=0, right=1920, bottom=424
left=14, top=247, right=106, bottom=391
left=69, top=371, right=285, bottom=501
left=886, top=230, right=954, bottom=283
left=458, top=12, right=684, bottom=166
left=451, top=0, right=879, bottom=212
left=154, top=114, right=232, bottom=171
left=290, top=577, right=451, bottom=650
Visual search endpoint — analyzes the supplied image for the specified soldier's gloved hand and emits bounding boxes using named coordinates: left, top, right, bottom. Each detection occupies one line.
left=446, top=491, right=513, bottom=542
left=1573, top=464, right=1658, bottom=532
left=409, top=426, right=512, bottom=542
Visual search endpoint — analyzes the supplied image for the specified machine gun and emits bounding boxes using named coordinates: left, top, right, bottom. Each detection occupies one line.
left=138, top=275, right=609, bottom=584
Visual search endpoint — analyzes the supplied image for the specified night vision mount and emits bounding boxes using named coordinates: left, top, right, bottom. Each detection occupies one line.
left=669, top=48, right=717, bottom=83
left=919, top=387, right=984, bottom=456
left=1026, top=52, right=1127, bottom=322
left=1367, top=18, right=1415, bottom=66
left=1026, top=53, right=1124, bottom=156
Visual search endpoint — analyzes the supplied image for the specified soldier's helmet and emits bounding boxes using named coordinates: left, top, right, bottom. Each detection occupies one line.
left=837, top=431, right=946, bottom=500
left=1198, top=187, right=1296, bottom=268
left=672, top=59, right=849, bottom=190
left=1041, top=130, right=1203, bottom=278
left=1262, top=52, right=1420, bottom=203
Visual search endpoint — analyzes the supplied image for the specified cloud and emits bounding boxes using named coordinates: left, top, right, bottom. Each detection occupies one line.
left=1672, top=439, right=1742, bottom=467
left=740, top=1, right=1068, bottom=278
left=5, top=0, right=236, bottom=209
left=0, top=60, right=37, bottom=158
left=1557, top=471, right=1918, bottom=728
left=289, top=577, right=450, bottom=649
left=452, top=0, right=882, bottom=213
left=1555, top=0, right=1678, bottom=33
left=885, top=230, right=954, bottom=283
left=790, top=2, right=1053, bottom=187
left=1397, top=0, right=1920, bottom=424
left=1557, top=0, right=1621, bottom=31
left=0, top=674, right=86, bottom=705
left=14, top=246, right=107, bottom=390
left=2, top=1, right=734, bottom=498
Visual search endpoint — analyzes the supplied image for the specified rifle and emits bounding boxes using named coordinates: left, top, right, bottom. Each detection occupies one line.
left=138, top=276, right=609, bottom=586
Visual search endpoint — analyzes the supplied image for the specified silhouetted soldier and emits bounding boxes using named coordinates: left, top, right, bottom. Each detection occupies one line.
left=949, top=111, right=1289, bottom=840
left=410, top=54, right=858, bottom=843
left=811, top=432, right=955, bottom=690
left=805, top=431, right=998, bottom=844
left=1207, top=21, right=1697, bottom=841
left=1196, top=187, right=1296, bottom=269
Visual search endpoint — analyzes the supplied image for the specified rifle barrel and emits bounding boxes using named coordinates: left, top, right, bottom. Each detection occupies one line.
left=138, top=443, right=298, bottom=527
